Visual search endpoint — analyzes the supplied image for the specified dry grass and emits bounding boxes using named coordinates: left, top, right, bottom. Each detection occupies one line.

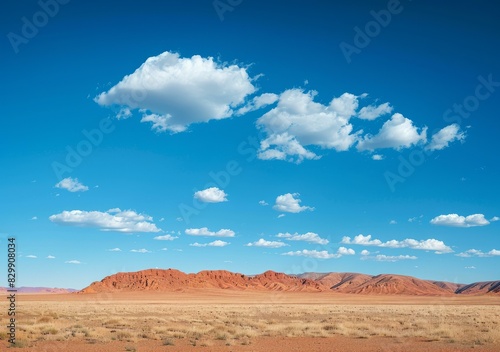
left=1, top=295, right=499, bottom=349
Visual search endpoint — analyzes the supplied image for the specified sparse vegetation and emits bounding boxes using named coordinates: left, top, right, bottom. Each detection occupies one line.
left=1, top=294, right=499, bottom=350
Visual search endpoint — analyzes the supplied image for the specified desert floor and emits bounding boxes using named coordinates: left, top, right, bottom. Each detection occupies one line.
left=2, top=290, right=499, bottom=351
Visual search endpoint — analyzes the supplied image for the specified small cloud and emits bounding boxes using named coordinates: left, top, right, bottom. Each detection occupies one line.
left=130, top=249, right=151, bottom=253
left=194, top=187, right=228, bottom=203
left=176, top=217, right=183, bottom=222
left=456, top=249, right=500, bottom=257
left=55, top=177, right=89, bottom=192
left=389, top=220, right=397, bottom=225
left=159, top=217, right=165, bottom=222
left=426, top=123, right=466, bottom=151
left=224, top=260, right=233, bottom=263
left=26, top=255, right=37, bottom=259
left=46, top=255, right=56, bottom=259
left=465, top=266, right=476, bottom=269
left=408, top=215, right=423, bottom=223
left=357, top=102, right=393, bottom=120
left=190, top=240, right=229, bottom=247
left=277, top=214, right=285, bottom=218
left=342, top=234, right=452, bottom=253
left=161, top=248, right=168, bottom=251
left=491, top=216, right=499, bottom=222
left=246, top=239, right=287, bottom=248
left=360, top=250, right=370, bottom=256
left=430, top=213, right=490, bottom=227
left=31, top=216, right=38, bottom=220
left=373, top=254, right=417, bottom=262
left=259, top=200, right=269, bottom=206
left=276, top=232, right=329, bottom=245
left=372, top=154, right=384, bottom=161
left=154, top=234, right=178, bottom=241
left=107, top=248, right=122, bottom=252
left=273, top=193, right=314, bottom=213
left=65, top=260, right=81, bottom=264
left=185, top=227, right=234, bottom=237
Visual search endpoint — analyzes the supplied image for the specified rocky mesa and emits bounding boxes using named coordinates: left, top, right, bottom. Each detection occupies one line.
left=80, top=269, right=500, bottom=296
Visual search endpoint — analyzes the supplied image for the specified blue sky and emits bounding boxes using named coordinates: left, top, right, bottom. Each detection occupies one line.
left=1, top=0, right=499, bottom=289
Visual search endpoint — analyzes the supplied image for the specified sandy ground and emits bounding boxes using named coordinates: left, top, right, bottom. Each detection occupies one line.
left=2, top=291, right=499, bottom=351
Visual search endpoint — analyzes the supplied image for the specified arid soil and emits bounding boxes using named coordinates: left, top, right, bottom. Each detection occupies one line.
left=1, top=291, right=499, bottom=351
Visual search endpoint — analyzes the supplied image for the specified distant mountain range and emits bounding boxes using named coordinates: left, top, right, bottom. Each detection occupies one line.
left=79, top=268, right=500, bottom=296
left=0, top=287, right=77, bottom=294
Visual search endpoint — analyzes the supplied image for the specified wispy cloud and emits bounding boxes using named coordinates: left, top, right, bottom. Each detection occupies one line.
left=65, top=260, right=81, bottom=264
left=246, top=239, right=287, bottom=248
left=130, top=249, right=151, bottom=253
left=185, top=227, right=234, bottom=237
left=55, top=177, right=89, bottom=192
left=276, top=232, right=328, bottom=245
left=154, top=234, right=178, bottom=241
left=107, top=248, right=122, bottom=252
left=456, top=249, right=500, bottom=258
left=282, top=247, right=355, bottom=259
left=190, top=240, right=229, bottom=247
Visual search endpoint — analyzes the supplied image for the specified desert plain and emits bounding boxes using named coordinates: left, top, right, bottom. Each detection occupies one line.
left=2, top=290, right=500, bottom=352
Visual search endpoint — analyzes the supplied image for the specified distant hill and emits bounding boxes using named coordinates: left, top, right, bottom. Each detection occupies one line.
left=0, top=287, right=77, bottom=294
left=79, top=268, right=499, bottom=296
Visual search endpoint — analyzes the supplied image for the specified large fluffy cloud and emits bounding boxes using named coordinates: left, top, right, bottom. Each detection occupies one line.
left=430, top=213, right=490, bottom=227
left=49, top=208, right=161, bottom=233
left=257, top=89, right=360, bottom=162
left=273, top=193, right=314, bottom=213
left=95, top=51, right=256, bottom=133
left=341, top=234, right=452, bottom=253
left=357, top=113, right=427, bottom=151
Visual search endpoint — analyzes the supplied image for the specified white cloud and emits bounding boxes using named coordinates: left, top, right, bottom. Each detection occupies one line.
left=49, top=208, right=161, bottom=233
left=389, top=220, right=397, bottom=225
left=273, top=193, right=314, bottom=213
left=408, top=215, right=423, bottom=223
left=161, top=248, right=168, bottom=251
left=337, top=247, right=356, bottom=255
left=190, top=240, right=229, bottom=247
left=426, top=124, right=465, bottom=151
left=357, top=102, right=393, bottom=120
left=55, top=177, right=89, bottom=192
left=373, top=254, right=417, bottom=262
left=194, top=187, right=228, bottom=203
left=465, top=266, right=476, bottom=269
left=130, top=249, right=151, bottom=253
left=46, top=255, right=55, bottom=259
left=259, top=200, right=269, bottom=206
left=96, top=51, right=256, bottom=133
left=357, top=113, right=427, bottom=151
left=154, top=234, right=178, bottom=241
left=26, top=255, right=37, bottom=259
left=236, top=93, right=279, bottom=115
left=430, top=213, right=490, bottom=227
left=257, top=89, right=360, bottom=163
left=107, top=248, right=122, bottom=252
left=65, top=260, right=81, bottom=264
left=246, top=239, right=287, bottom=248
left=342, top=234, right=452, bottom=253
left=277, top=214, right=285, bottom=218
left=31, top=216, right=38, bottom=220
left=282, top=247, right=354, bottom=259
left=372, top=154, right=384, bottom=161
left=276, top=232, right=329, bottom=245
left=185, top=227, right=235, bottom=237
left=360, top=250, right=370, bottom=256
left=456, top=249, right=500, bottom=257
left=490, top=216, right=499, bottom=222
